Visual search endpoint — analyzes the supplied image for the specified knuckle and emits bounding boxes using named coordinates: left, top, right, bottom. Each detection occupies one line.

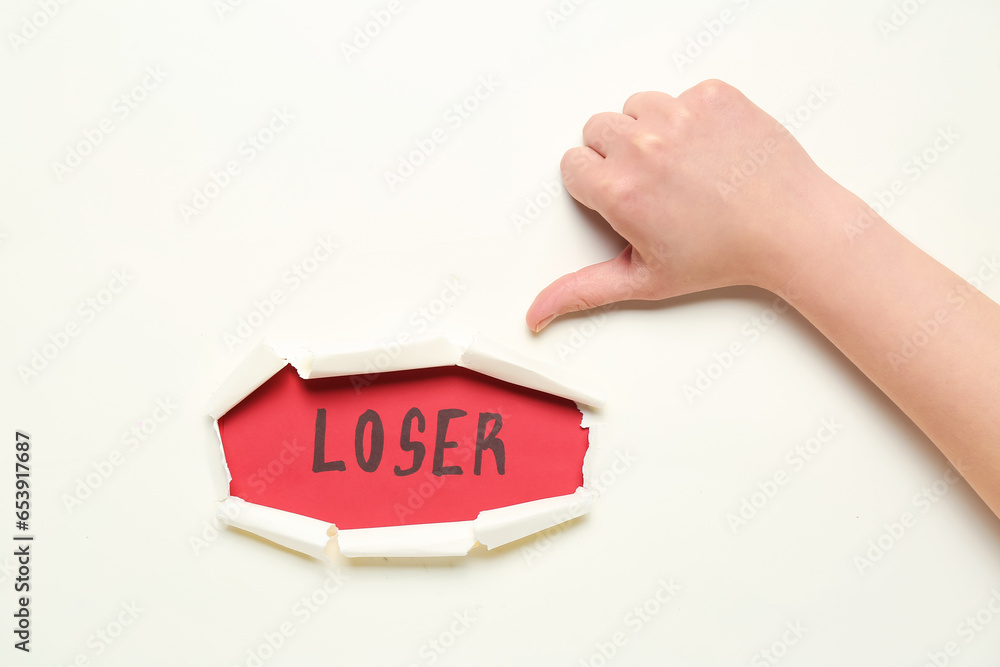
left=629, top=131, right=665, bottom=156
left=695, top=78, right=733, bottom=101
left=600, top=176, right=639, bottom=217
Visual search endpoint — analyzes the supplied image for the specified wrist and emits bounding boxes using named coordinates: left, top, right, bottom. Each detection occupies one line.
left=759, top=178, right=889, bottom=305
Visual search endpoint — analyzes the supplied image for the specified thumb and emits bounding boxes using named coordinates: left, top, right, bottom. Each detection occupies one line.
left=526, top=246, right=645, bottom=332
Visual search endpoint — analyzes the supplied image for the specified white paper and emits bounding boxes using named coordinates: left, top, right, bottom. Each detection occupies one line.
left=333, top=521, right=478, bottom=559
left=208, top=332, right=601, bottom=559
left=473, top=487, right=593, bottom=550
left=217, top=497, right=332, bottom=560
left=459, top=335, right=606, bottom=408
left=205, top=333, right=603, bottom=421
left=206, top=342, right=288, bottom=420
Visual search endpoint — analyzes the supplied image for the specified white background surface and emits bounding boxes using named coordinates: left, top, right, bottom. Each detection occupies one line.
left=3, top=0, right=1000, bottom=665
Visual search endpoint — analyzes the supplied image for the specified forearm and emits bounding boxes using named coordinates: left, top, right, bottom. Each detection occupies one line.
left=772, top=187, right=1000, bottom=514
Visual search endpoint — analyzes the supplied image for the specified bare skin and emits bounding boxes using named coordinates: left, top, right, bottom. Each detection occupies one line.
left=527, top=79, right=1000, bottom=517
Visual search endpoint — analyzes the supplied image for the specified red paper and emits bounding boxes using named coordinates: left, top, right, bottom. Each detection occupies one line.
left=218, top=365, right=589, bottom=530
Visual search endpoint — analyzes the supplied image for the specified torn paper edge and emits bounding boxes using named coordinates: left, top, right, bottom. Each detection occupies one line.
left=218, top=497, right=330, bottom=560
left=473, top=487, right=592, bottom=549
left=206, top=342, right=288, bottom=420
left=333, top=521, right=477, bottom=559
left=219, top=487, right=593, bottom=559
left=205, top=332, right=604, bottom=421
left=206, top=331, right=602, bottom=559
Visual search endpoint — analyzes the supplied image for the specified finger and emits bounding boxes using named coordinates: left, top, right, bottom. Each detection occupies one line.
left=581, top=112, right=634, bottom=158
left=526, top=246, right=642, bottom=332
left=622, top=90, right=674, bottom=119
left=559, top=146, right=604, bottom=211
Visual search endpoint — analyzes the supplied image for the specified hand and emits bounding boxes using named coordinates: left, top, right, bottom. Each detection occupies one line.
left=526, top=79, right=846, bottom=332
